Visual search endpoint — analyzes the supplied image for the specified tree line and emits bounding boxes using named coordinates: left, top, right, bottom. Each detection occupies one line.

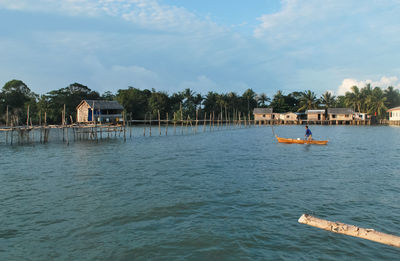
left=1, top=79, right=399, bottom=125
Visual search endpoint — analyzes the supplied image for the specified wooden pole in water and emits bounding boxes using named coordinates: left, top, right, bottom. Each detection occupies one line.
left=180, top=103, right=183, bottom=135
left=149, top=113, right=152, bottom=136
left=195, top=109, right=198, bottom=133
left=299, top=214, right=400, bottom=248
left=166, top=112, right=168, bottom=136
left=209, top=112, right=212, bottom=131
left=6, top=105, right=9, bottom=144
left=26, top=104, right=30, bottom=127
left=144, top=113, right=146, bottom=136
left=158, top=110, right=161, bottom=136
left=173, top=112, right=176, bottom=135
left=123, top=111, right=126, bottom=142
left=44, top=111, right=47, bottom=126
left=225, top=105, right=228, bottom=128
left=203, top=112, right=206, bottom=132
left=129, top=112, right=132, bottom=138
left=6, top=105, right=8, bottom=127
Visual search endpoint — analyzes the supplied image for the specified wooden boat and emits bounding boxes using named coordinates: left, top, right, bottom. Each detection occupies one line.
left=275, top=135, right=328, bottom=145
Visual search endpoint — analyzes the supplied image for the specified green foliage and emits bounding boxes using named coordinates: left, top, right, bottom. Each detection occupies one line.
left=0, top=79, right=38, bottom=125
left=2, top=78, right=400, bottom=125
left=42, top=83, right=100, bottom=124
left=116, top=87, right=151, bottom=120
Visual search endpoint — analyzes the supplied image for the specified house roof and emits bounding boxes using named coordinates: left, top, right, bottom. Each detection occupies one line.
left=327, top=108, right=354, bottom=114
left=306, top=109, right=325, bottom=114
left=387, top=106, right=400, bottom=112
left=77, top=100, right=124, bottom=110
left=253, top=108, right=273, bottom=114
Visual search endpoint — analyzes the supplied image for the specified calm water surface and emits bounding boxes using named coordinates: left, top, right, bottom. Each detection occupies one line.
left=1, top=125, right=400, bottom=260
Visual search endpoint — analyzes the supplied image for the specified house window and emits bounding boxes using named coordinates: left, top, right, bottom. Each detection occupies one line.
left=345, top=114, right=349, bottom=117
left=332, top=115, right=336, bottom=119
left=263, top=114, right=265, bottom=118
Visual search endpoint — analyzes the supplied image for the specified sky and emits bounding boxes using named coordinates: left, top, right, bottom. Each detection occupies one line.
left=1, top=0, right=400, bottom=97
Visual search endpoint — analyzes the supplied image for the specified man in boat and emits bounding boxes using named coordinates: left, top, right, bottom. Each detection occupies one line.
left=305, top=125, right=312, bottom=141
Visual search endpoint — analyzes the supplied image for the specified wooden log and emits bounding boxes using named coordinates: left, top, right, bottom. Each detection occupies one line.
left=298, top=214, right=400, bottom=248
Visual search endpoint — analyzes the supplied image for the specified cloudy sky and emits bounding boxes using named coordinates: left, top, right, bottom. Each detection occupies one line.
left=1, top=0, right=400, bottom=96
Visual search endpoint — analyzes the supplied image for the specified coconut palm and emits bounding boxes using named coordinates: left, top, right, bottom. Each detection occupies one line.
left=384, top=86, right=400, bottom=108
left=345, top=86, right=363, bottom=112
left=320, top=91, right=336, bottom=108
left=298, top=90, right=319, bottom=112
left=257, top=93, right=270, bottom=107
left=365, top=87, right=388, bottom=118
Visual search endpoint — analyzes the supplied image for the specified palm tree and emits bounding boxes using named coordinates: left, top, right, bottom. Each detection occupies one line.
left=365, top=87, right=388, bottom=118
left=384, top=86, right=400, bottom=109
left=345, top=86, right=363, bottom=112
left=257, top=93, right=270, bottom=107
left=298, top=90, right=318, bottom=112
left=320, top=91, right=336, bottom=108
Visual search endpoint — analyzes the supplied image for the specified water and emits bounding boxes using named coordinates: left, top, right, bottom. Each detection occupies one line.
left=1, top=125, right=400, bottom=260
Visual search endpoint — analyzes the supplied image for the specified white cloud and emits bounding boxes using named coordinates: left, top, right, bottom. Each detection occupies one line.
left=179, top=75, right=219, bottom=93
left=82, top=56, right=161, bottom=92
left=337, top=76, right=400, bottom=95
left=0, top=0, right=224, bottom=34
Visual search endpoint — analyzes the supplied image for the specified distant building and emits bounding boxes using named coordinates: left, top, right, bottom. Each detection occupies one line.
left=306, top=109, right=326, bottom=121
left=76, top=100, right=124, bottom=123
left=387, top=106, right=400, bottom=121
left=253, top=108, right=274, bottom=121
left=327, top=108, right=354, bottom=121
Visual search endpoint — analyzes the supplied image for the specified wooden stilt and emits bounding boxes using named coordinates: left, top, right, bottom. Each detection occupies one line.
left=166, top=112, right=168, bottom=136
left=173, top=112, right=176, bottom=135
left=26, top=104, right=30, bottom=127
left=180, top=104, right=183, bottom=135
left=203, top=112, right=207, bottom=132
left=158, top=110, right=161, bottom=136
left=144, top=113, right=146, bottom=136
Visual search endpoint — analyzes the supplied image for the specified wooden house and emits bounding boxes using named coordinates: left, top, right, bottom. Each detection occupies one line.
left=76, top=100, right=124, bottom=123
left=327, top=108, right=354, bottom=121
left=306, top=109, right=326, bottom=121
left=253, top=108, right=274, bottom=121
left=279, top=112, right=298, bottom=121
left=354, top=112, right=368, bottom=121
left=387, top=106, right=400, bottom=121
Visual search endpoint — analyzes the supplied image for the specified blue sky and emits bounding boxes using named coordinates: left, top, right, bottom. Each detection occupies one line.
left=1, top=0, right=400, bottom=97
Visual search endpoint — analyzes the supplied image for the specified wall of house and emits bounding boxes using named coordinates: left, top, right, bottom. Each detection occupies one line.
left=77, top=102, right=91, bottom=122
left=389, top=110, right=400, bottom=121
left=329, top=114, right=353, bottom=121
left=280, top=113, right=298, bottom=121
left=254, top=113, right=272, bottom=121
left=307, top=113, right=325, bottom=121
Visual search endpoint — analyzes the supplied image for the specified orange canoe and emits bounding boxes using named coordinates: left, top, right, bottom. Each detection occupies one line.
left=275, top=136, right=328, bottom=145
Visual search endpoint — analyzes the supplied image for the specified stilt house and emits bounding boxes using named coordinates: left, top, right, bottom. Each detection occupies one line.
left=253, top=108, right=274, bottom=121
left=76, top=100, right=124, bottom=123
left=306, top=109, right=326, bottom=121
left=327, top=108, right=354, bottom=121
left=388, top=106, right=400, bottom=121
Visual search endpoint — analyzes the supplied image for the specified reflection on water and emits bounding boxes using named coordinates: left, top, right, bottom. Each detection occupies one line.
left=1, top=125, right=400, bottom=260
